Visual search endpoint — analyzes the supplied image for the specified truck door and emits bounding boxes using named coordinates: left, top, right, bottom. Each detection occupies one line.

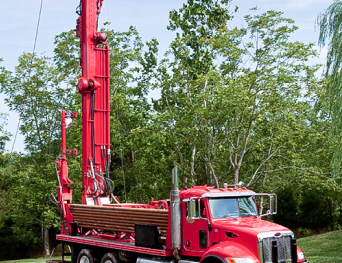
left=182, top=198, right=209, bottom=252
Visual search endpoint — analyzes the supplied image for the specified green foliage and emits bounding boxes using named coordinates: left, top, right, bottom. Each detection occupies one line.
left=0, top=58, right=10, bottom=89
left=273, top=187, right=299, bottom=230
left=0, top=113, right=10, bottom=151
left=300, top=189, right=332, bottom=230
left=148, top=2, right=328, bottom=200
left=317, top=0, right=342, bottom=172
left=0, top=52, right=77, bottom=258
left=105, top=26, right=173, bottom=202
left=0, top=59, right=11, bottom=151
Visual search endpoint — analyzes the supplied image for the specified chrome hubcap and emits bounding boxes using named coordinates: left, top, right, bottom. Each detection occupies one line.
left=80, top=255, right=90, bottom=263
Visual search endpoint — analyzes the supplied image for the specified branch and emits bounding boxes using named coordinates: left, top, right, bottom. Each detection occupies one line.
left=208, top=162, right=219, bottom=188
left=190, top=145, right=196, bottom=184
left=174, top=133, right=188, bottom=140
left=258, top=166, right=314, bottom=174
left=271, top=173, right=307, bottom=192
left=247, top=146, right=283, bottom=187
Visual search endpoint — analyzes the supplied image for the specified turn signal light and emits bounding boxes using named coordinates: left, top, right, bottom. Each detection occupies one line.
left=226, top=258, right=256, bottom=263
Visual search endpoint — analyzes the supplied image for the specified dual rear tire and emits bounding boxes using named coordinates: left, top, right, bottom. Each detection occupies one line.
left=77, top=249, right=119, bottom=263
left=101, top=253, right=120, bottom=263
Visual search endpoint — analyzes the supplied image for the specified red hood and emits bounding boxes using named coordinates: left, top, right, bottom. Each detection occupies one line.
left=209, top=217, right=292, bottom=261
left=213, top=217, right=290, bottom=235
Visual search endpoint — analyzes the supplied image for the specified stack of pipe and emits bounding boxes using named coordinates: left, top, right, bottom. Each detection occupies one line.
left=69, top=204, right=168, bottom=237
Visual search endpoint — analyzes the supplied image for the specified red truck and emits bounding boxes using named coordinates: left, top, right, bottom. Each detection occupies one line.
left=52, top=1, right=309, bottom=263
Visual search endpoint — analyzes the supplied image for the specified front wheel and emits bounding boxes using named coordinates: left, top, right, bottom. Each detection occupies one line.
left=101, top=253, right=120, bottom=263
left=77, top=249, right=96, bottom=263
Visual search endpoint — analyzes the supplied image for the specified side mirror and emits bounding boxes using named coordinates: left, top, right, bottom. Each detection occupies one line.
left=269, top=195, right=275, bottom=214
left=189, top=199, right=197, bottom=219
left=256, top=193, right=277, bottom=218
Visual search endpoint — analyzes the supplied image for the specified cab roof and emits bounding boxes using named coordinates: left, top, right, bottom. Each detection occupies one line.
left=179, top=185, right=255, bottom=200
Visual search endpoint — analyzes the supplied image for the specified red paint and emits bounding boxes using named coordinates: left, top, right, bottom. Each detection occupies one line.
left=181, top=201, right=208, bottom=254
left=297, top=246, right=306, bottom=262
left=56, top=235, right=173, bottom=257
left=56, top=110, right=77, bottom=234
left=75, top=0, right=111, bottom=204
left=179, top=185, right=254, bottom=200
left=201, top=241, right=258, bottom=262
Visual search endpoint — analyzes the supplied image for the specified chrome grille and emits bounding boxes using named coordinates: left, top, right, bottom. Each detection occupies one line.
left=262, top=235, right=292, bottom=263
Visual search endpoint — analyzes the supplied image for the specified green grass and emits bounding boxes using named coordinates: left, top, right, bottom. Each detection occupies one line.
left=0, top=257, right=70, bottom=263
left=297, top=230, right=342, bottom=263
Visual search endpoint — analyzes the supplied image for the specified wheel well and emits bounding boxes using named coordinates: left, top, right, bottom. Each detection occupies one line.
left=201, top=255, right=225, bottom=263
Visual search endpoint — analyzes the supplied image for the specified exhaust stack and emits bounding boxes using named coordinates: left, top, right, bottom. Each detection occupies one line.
left=171, top=166, right=181, bottom=258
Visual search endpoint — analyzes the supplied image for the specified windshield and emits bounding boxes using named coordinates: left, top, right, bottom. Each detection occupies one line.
left=208, top=196, right=257, bottom=218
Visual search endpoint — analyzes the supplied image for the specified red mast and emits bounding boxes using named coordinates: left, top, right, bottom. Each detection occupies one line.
left=76, top=0, right=111, bottom=205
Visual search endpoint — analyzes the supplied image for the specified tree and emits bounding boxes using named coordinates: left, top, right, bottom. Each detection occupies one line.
left=0, top=113, right=10, bottom=152
left=149, top=0, right=324, bottom=198
left=106, top=26, right=173, bottom=202
left=317, top=0, right=342, bottom=171
left=0, top=58, right=11, bottom=151
left=0, top=53, right=75, bottom=257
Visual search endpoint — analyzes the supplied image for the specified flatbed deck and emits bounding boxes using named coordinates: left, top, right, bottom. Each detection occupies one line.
left=56, top=235, right=173, bottom=257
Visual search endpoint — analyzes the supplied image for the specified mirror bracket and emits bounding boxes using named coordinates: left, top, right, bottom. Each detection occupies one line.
left=255, top=193, right=277, bottom=218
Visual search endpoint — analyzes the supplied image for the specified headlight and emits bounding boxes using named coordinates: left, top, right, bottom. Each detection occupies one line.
left=298, top=252, right=305, bottom=260
left=226, top=258, right=256, bottom=263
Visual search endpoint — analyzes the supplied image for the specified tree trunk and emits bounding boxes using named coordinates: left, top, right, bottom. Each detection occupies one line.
left=131, top=148, right=135, bottom=166
left=43, top=227, right=50, bottom=257
left=259, top=170, right=268, bottom=215
left=234, top=167, right=240, bottom=184
left=190, top=145, right=196, bottom=184
left=209, top=163, right=219, bottom=188
left=328, top=199, right=335, bottom=231
left=205, top=163, right=211, bottom=185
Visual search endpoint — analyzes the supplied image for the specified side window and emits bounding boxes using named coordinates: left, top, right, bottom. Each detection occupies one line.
left=200, top=199, right=206, bottom=218
left=186, top=199, right=207, bottom=218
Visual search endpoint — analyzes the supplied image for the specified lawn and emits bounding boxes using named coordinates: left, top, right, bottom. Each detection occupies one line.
left=297, top=230, right=342, bottom=263
left=0, top=257, right=70, bottom=263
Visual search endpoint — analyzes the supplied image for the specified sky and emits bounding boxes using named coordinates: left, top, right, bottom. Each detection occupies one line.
left=0, top=0, right=333, bottom=152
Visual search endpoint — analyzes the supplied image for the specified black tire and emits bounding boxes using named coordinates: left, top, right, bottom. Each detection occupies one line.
left=77, top=249, right=97, bottom=263
left=101, top=253, right=119, bottom=263
left=201, top=255, right=225, bottom=263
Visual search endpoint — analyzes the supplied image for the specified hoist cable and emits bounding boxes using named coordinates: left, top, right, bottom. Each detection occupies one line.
left=0, top=0, right=44, bottom=191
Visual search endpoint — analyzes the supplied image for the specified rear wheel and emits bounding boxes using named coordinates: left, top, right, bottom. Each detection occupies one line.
left=77, top=249, right=96, bottom=263
left=101, top=253, right=119, bottom=263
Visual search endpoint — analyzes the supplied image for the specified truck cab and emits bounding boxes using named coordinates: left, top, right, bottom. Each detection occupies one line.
left=173, top=185, right=307, bottom=263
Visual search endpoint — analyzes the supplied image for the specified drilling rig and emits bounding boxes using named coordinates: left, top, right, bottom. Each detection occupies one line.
left=51, top=1, right=309, bottom=263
